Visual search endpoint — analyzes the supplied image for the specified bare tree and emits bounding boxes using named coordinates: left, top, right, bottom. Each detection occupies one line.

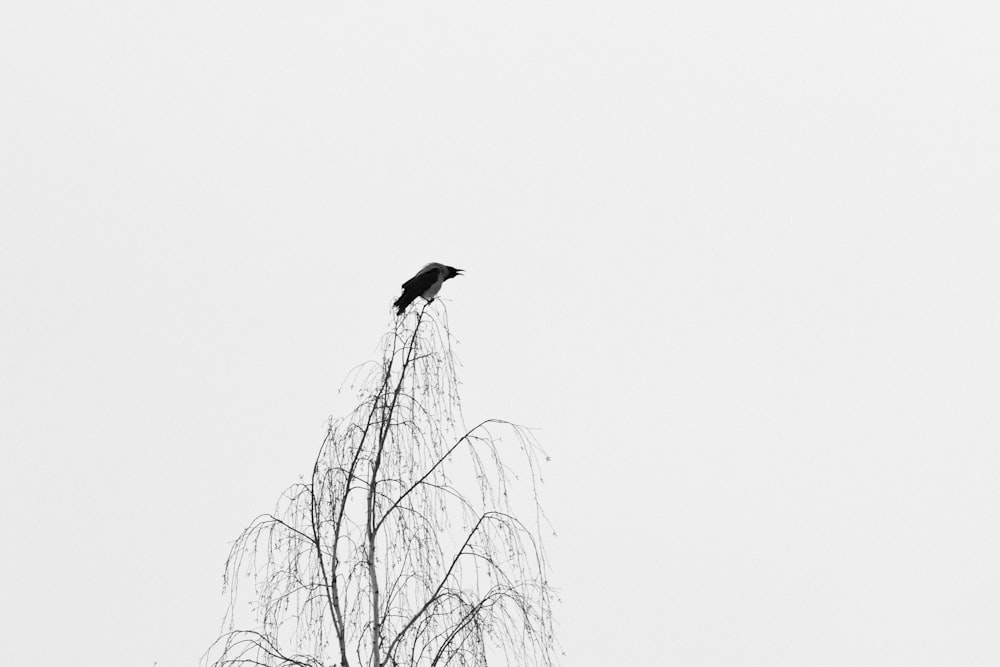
left=205, top=304, right=556, bottom=667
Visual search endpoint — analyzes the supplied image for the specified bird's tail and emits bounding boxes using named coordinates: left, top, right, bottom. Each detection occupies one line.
left=393, top=294, right=414, bottom=316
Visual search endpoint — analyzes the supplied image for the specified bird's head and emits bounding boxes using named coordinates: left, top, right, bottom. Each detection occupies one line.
left=444, top=266, right=463, bottom=280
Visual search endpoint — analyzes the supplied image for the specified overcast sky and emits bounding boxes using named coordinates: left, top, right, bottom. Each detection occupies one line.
left=2, top=2, right=999, bottom=666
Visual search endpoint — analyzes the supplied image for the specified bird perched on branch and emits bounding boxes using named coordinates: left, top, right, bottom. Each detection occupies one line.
left=393, top=263, right=463, bottom=315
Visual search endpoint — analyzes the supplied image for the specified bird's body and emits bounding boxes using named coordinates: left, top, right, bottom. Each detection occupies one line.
left=394, top=263, right=463, bottom=315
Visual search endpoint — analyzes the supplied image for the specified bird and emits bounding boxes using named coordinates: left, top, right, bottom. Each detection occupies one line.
left=393, top=263, right=463, bottom=315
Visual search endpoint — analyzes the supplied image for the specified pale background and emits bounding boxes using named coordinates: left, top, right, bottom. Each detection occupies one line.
left=2, top=2, right=998, bottom=665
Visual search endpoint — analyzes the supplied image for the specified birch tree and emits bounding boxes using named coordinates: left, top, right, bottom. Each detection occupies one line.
left=205, top=304, right=555, bottom=667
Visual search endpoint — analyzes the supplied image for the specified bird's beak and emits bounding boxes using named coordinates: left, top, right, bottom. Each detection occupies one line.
left=455, top=268, right=464, bottom=275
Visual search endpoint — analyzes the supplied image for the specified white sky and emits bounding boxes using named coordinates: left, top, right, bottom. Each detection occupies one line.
left=2, top=2, right=999, bottom=665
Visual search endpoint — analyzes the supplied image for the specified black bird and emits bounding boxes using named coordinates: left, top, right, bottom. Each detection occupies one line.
left=394, top=263, right=463, bottom=315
